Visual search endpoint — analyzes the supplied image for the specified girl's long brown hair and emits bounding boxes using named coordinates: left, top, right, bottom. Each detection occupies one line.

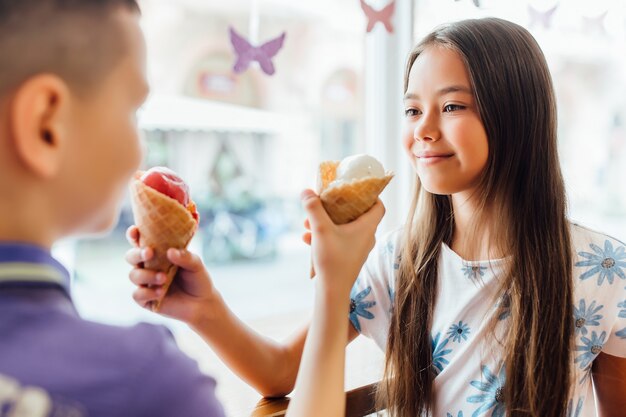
left=379, top=18, right=573, bottom=416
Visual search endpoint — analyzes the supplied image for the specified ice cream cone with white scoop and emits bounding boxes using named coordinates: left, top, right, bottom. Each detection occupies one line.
left=310, top=154, right=393, bottom=277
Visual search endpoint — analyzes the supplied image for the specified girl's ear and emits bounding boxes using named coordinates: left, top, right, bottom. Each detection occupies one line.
left=9, top=74, right=70, bottom=179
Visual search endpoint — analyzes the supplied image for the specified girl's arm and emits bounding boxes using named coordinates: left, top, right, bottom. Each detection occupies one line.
left=286, top=191, right=385, bottom=417
left=593, top=352, right=626, bottom=417
left=125, top=229, right=360, bottom=398
left=126, top=240, right=306, bottom=397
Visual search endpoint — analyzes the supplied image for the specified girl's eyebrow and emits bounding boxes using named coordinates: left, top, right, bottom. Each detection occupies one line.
left=404, top=85, right=472, bottom=100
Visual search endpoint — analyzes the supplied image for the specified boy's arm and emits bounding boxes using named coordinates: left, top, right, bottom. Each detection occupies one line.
left=593, top=352, right=626, bottom=417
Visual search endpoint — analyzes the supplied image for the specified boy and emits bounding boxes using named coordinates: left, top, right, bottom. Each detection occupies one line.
left=0, top=1, right=224, bottom=416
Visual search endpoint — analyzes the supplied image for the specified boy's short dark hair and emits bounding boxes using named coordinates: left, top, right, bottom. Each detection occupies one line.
left=0, top=0, right=141, bottom=96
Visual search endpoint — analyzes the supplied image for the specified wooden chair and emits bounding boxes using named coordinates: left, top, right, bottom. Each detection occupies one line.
left=250, top=382, right=382, bottom=417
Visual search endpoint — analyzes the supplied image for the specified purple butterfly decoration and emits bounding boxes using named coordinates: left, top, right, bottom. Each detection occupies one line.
left=583, top=11, right=608, bottom=36
left=454, top=0, right=482, bottom=7
left=528, top=4, right=559, bottom=29
left=229, top=27, right=286, bottom=76
left=360, top=0, right=395, bottom=33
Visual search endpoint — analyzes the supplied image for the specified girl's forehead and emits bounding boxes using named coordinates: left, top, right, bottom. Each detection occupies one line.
left=408, top=45, right=471, bottom=93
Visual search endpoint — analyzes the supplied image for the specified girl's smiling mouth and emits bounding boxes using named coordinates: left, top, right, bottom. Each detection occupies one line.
left=415, top=151, right=455, bottom=164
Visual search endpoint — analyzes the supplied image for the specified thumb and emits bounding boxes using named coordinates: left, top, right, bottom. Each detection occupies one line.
left=166, top=248, right=203, bottom=273
left=300, top=189, right=332, bottom=231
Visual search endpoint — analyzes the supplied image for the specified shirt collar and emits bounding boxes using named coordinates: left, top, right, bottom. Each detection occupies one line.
left=0, top=242, right=71, bottom=294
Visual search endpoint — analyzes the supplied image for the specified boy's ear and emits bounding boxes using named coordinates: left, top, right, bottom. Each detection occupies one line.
left=9, top=74, right=70, bottom=179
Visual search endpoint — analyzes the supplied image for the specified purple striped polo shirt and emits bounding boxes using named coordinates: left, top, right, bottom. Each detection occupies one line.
left=0, top=242, right=225, bottom=417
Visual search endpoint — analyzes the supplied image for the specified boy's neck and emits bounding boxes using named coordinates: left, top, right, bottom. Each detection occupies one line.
left=0, top=200, right=58, bottom=250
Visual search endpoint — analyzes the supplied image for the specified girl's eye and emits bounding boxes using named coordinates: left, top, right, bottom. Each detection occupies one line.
left=443, top=104, right=465, bottom=112
left=405, top=108, right=420, bottom=117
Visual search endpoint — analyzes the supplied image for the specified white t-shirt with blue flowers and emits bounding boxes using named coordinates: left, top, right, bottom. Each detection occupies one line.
left=349, top=223, right=626, bottom=417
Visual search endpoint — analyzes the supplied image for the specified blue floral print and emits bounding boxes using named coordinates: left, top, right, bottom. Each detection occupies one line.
left=467, top=364, right=506, bottom=417
left=431, top=332, right=453, bottom=375
left=462, top=265, right=487, bottom=280
left=574, top=330, right=606, bottom=369
left=578, top=365, right=592, bottom=385
left=393, top=255, right=401, bottom=270
left=566, top=397, right=584, bottom=417
left=349, top=286, right=376, bottom=333
left=617, top=300, right=626, bottom=339
left=573, top=299, right=603, bottom=336
left=447, top=412, right=464, bottom=417
left=448, top=321, right=471, bottom=343
left=497, top=293, right=511, bottom=321
left=384, top=240, right=394, bottom=254
left=576, top=240, right=626, bottom=286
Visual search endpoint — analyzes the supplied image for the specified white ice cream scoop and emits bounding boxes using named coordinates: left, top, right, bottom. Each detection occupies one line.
left=334, top=154, right=385, bottom=183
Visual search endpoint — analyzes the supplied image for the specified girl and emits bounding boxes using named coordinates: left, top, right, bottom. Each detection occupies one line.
left=126, top=18, right=626, bottom=417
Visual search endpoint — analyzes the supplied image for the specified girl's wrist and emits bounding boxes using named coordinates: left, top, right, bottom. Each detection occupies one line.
left=189, top=288, right=225, bottom=331
left=315, top=275, right=353, bottom=304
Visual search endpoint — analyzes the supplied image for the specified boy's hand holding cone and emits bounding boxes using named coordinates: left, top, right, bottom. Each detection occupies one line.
left=129, top=167, right=199, bottom=311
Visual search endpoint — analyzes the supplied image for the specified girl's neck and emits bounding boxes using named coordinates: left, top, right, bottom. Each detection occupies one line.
left=449, top=191, right=500, bottom=261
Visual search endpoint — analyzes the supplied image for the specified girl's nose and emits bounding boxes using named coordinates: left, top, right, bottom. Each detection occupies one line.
left=413, top=117, right=440, bottom=143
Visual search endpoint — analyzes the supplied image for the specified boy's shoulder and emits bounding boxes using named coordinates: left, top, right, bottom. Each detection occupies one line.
left=69, top=317, right=216, bottom=392
left=76, top=318, right=180, bottom=369
left=84, top=320, right=224, bottom=417
left=2, top=298, right=223, bottom=417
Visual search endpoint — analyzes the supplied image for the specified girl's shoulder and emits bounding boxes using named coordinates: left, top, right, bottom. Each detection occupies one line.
left=569, top=221, right=626, bottom=360
left=377, top=226, right=404, bottom=255
left=569, top=221, right=626, bottom=296
left=569, top=221, right=626, bottom=255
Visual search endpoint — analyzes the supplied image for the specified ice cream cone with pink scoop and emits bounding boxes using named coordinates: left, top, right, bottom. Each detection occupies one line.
left=129, top=167, right=199, bottom=311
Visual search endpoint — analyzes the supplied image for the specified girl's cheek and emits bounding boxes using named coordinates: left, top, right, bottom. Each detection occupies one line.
left=403, top=139, right=418, bottom=169
left=402, top=126, right=414, bottom=153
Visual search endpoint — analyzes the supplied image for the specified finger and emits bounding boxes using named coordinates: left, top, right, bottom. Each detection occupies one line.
left=132, top=286, right=165, bottom=308
left=346, top=200, right=386, bottom=231
left=125, top=247, right=154, bottom=266
left=300, top=189, right=333, bottom=232
left=167, top=249, right=204, bottom=273
left=368, top=199, right=386, bottom=223
left=129, top=268, right=167, bottom=287
left=126, top=226, right=141, bottom=247
left=304, top=219, right=311, bottom=230
left=302, top=232, right=311, bottom=246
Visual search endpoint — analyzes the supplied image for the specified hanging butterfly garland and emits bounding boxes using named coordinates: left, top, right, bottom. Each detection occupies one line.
left=229, top=0, right=286, bottom=76
left=453, top=0, right=482, bottom=7
left=359, top=0, right=395, bottom=33
left=528, top=3, right=559, bottom=29
left=582, top=11, right=608, bottom=36
left=229, top=28, right=286, bottom=76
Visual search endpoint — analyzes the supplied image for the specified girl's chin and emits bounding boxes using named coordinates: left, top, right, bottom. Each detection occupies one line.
left=417, top=177, right=459, bottom=196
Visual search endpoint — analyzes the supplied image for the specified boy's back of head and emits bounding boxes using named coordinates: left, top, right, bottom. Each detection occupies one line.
left=0, top=3, right=226, bottom=417
left=0, top=0, right=149, bottom=247
left=0, top=0, right=141, bottom=96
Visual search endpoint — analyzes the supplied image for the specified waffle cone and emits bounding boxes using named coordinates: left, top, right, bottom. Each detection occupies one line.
left=317, top=161, right=394, bottom=225
left=129, top=176, right=198, bottom=311
left=310, top=161, right=393, bottom=277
